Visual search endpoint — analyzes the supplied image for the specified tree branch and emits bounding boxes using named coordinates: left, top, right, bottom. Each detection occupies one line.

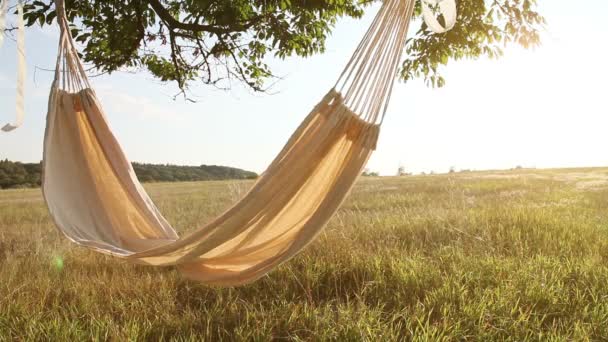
left=145, top=0, right=261, bottom=35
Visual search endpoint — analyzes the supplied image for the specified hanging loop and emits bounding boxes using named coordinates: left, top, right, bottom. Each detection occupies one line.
left=421, top=0, right=457, bottom=34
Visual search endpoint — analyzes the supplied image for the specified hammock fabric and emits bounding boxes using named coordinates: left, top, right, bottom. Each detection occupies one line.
left=39, top=0, right=451, bottom=286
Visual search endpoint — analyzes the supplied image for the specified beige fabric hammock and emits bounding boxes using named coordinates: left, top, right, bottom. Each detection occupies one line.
left=40, top=0, right=447, bottom=286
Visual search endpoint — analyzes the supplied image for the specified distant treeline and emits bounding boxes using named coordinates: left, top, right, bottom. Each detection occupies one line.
left=132, top=163, right=257, bottom=183
left=0, top=159, right=257, bottom=189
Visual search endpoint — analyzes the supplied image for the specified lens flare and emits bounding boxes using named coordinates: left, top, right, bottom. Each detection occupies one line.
left=52, top=256, right=64, bottom=271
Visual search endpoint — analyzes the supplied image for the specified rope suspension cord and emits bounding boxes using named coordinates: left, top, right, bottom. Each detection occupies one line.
left=334, top=0, right=457, bottom=124
left=333, top=0, right=417, bottom=125
left=50, top=0, right=418, bottom=127
left=52, top=0, right=89, bottom=92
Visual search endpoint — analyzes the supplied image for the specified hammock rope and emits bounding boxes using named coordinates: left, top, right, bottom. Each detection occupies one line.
left=35, top=0, right=455, bottom=286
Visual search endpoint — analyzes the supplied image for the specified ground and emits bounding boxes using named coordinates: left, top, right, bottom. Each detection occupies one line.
left=2, top=168, right=608, bottom=340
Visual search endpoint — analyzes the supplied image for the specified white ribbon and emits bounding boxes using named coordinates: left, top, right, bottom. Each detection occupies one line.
left=2, top=1, right=26, bottom=132
left=0, top=0, right=7, bottom=49
left=421, top=0, right=457, bottom=34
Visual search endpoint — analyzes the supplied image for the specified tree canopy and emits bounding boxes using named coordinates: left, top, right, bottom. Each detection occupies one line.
left=15, top=0, right=545, bottom=92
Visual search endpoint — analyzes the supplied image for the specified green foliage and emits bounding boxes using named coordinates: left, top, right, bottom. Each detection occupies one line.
left=0, top=159, right=256, bottom=189
left=131, top=162, right=257, bottom=182
left=0, top=159, right=42, bottom=189
left=20, top=0, right=364, bottom=92
left=17, top=0, right=544, bottom=91
left=402, top=0, right=546, bottom=87
left=2, top=168, right=608, bottom=339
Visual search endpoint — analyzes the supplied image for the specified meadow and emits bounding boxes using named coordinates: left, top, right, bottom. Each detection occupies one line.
left=2, top=168, right=608, bottom=340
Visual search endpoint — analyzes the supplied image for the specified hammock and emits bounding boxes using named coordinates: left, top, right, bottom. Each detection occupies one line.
left=15, top=0, right=454, bottom=286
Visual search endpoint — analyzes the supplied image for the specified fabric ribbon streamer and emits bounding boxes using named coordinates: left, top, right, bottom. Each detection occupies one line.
left=421, top=0, right=457, bottom=33
left=0, top=0, right=7, bottom=48
left=1, top=0, right=26, bottom=132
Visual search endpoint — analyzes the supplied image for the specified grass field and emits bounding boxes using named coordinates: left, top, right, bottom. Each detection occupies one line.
left=2, top=168, right=608, bottom=340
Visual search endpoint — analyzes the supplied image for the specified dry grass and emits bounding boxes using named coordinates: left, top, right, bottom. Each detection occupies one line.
left=2, top=168, right=608, bottom=340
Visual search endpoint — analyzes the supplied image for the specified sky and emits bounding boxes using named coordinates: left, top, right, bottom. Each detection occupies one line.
left=1, top=0, right=607, bottom=176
